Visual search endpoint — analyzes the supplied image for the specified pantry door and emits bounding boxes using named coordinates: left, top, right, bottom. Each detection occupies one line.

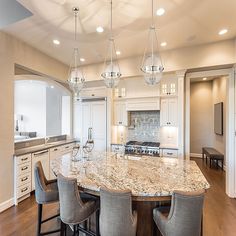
left=81, top=100, right=107, bottom=152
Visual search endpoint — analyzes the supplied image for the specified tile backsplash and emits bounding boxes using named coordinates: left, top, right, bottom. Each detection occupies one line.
left=127, top=111, right=160, bottom=142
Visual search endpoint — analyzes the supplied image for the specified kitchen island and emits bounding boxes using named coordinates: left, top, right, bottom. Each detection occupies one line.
left=51, top=152, right=210, bottom=235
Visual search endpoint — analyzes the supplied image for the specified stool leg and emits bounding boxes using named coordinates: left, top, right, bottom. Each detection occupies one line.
left=222, top=160, right=224, bottom=171
left=37, top=204, right=43, bottom=236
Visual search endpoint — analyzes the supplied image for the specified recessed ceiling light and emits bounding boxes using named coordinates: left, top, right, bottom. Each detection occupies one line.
left=53, top=39, right=60, bottom=45
left=218, top=29, right=228, bottom=35
left=160, top=42, right=167, bottom=47
left=202, top=77, right=207, bottom=81
left=96, top=26, right=104, bottom=33
left=50, top=85, right=54, bottom=89
left=156, top=8, right=165, bottom=16
left=80, top=58, right=85, bottom=62
left=116, top=51, right=121, bottom=55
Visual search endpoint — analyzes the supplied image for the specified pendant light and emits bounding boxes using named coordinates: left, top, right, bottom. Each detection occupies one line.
left=140, top=0, right=164, bottom=85
left=67, top=7, right=85, bottom=98
left=101, top=0, right=121, bottom=88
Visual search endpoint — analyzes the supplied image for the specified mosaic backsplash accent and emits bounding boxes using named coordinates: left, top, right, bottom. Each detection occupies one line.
left=127, top=111, right=160, bottom=142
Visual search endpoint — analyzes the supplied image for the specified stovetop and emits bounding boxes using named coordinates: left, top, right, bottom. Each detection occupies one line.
left=126, top=141, right=160, bottom=148
left=125, top=141, right=160, bottom=156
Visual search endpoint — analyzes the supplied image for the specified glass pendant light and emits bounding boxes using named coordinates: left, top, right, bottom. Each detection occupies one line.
left=101, top=0, right=121, bottom=88
left=140, top=0, right=164, bottom=85
left=67, top=7, right=85, bottom=98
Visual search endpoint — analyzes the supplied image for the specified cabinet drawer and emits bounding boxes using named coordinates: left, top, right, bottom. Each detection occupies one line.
left=17, top=154, right=31, bottom=165
left=17, top=183, right=31, bottom=198
left=111, top=145, right=124, bottom=153
left=162, top=149, right=178, bottom=158
left=62, top=143, right=75, bottom=153
left=17, top=173, right=31, bottom=187
left=17, top=162, right=31, bottom=176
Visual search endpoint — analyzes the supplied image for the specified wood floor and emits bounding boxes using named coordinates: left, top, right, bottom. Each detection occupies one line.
left=0, top=158, right=236, bottom=236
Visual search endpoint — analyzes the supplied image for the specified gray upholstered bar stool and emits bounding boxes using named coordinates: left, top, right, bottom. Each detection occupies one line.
left=34, top=161, right=62, bottom=236
left=153, top=190, right=205, bottom=236
left=99, top=187, right=137, bottom=236
left=57, top=174, right=99, bottom=236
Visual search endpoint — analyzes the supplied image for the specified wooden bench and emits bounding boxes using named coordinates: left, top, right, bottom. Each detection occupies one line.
left=202, top=147, right=224, bottom=170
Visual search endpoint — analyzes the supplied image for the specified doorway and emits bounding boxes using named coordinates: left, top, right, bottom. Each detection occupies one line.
left=185, top=68, right=235, bottom=197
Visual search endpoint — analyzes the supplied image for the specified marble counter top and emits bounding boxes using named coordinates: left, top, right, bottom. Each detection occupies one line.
left=14, top=139, right=76, bottom=156
left=51, top=152, right=210, bottom=199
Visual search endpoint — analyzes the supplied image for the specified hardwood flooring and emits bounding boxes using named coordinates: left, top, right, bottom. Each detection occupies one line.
left=0, top=158, right=236, bottom=236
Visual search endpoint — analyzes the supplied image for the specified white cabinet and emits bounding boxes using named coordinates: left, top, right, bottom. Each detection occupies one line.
left=80, top=101, right=107, bottom=151
left=160, top=98, right=178, bottom=126
left=31, top=150, right=50, bottom=190
left=49, top=146, right=63, bottom=180
left=114, top=101, right=128, bottom=126
left=14, top=153, right=32, bottom=205
left=161, top=79, right=178, bottom=96
left=161, top=149, right=178, bottom=158
left=111, top=144, right=125, bottom=154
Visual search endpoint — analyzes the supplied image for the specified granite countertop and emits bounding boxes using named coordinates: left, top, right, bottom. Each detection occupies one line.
left=14, top=139, right=77, bottom=156
left=51, top=152, right=210, bottom=198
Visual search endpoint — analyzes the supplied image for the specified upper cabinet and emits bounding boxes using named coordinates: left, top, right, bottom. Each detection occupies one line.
left=160, top=78, right=178, bottom=96
left=114, top=101, right=128, bottom=126
left=160, top=98, right=178, bottom=127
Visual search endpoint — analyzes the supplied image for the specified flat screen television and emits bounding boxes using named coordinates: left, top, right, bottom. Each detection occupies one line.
left=214, top=102, right=223, bottom=135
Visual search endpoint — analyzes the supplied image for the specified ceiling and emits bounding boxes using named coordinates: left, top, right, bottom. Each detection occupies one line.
left=3, top=0, right=236, bottom=66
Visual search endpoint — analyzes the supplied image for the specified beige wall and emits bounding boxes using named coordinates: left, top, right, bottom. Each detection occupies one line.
left=0, top=32, right=68, bottom=206
left=212, top=77, right=227, bottom=155
left=190, top=77, right=226, bottom=154
left=190, top=81, right=214, bottom=154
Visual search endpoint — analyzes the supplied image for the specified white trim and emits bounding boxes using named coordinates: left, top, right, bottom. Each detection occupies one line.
left=190, top=153, right=202, bottom=158
left=185, top=67, right=235, bottom=198
left=0, top=198, right=14, bottom=213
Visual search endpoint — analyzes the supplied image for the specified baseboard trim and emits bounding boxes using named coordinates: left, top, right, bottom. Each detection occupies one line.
left=190, top=153, right=202, bottom=158
left=0, top=198, right=14, bottom=213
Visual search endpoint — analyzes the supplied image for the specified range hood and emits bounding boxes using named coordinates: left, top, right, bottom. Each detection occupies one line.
left=126, top=97, right=160, bottom=111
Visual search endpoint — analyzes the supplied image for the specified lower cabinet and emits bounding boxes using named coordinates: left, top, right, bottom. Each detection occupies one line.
left=49, top=146, right=63, bottom=180
left=31, top=150, right=50, bottom=191
left=14, top=153, right=32, bottom=205
left=161, top=149, right=178, bottom=158
left=111, top=144, right=125, bottom=154
left=14, top=141, right=76, bottom=205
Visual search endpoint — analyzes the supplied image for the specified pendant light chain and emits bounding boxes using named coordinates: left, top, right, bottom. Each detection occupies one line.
left=67, top=7, right=85, bottom=98
left=140, top=0, right=164, bottom=85
left=101, top=0, right=121, bottom=88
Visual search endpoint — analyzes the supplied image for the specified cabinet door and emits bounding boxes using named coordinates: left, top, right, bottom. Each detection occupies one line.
left=160, top=99, right=169, bottom=126
left=161, top=83, right=168, bottom=96
left=169, top=80, right=177, bottom=96
left=49, top=146, right=62, bottom=180
left=91, top=101, right=107, bottom=151
left=168, top=98, right=178, bottom=126
left=31, top=150, right=49, bottom=190
left=114, top=101, right=127, bottom=126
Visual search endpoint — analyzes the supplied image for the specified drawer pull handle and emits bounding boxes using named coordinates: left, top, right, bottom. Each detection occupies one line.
left=21, top=166, right=28, bottom=171
left=54, top=148, right=58, bottom=151
left=21, top=177, right=28, bottom=182
left=65, top=146, right=70, bottom=149
left=34, top=150, right=49, bottom=156
left=167, top=153, right=173, bottom=155
left=21, top=187, right=28, bottom=193
left=21, top=157, right=28, bottom=161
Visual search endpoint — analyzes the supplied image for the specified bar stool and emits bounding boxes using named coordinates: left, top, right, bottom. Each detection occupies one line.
left=153, top=190, right=205, bottom=236
left=57, top=174, right=100, bottom=236
left=99, top=187, right=137, bottom=236
left=34, top=161, right=62, bottom=236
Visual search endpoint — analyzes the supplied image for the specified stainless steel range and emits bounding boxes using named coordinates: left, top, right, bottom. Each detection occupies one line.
left=125, top=141, right=160, bottom=157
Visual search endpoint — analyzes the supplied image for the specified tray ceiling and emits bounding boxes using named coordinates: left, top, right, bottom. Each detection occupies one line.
left=3, top=0, right=236, bottom=65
